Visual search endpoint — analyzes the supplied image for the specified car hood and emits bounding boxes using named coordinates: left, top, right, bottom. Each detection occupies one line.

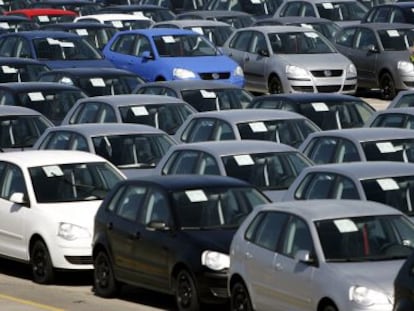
left=160, top=55, right=238, bottom=73
left=277, top=53, right=351, bottom=70
left=181, top=228, right=236, bottom=254
left=43, top=59, right=115, bottom=69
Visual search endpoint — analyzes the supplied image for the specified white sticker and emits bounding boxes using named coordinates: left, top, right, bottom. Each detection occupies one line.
left=0, top=22, right=9, bottom=29
left=304, top=32, right=318, bottom=38
left=233, top=154, right=254, bottom=166
left=131, top=106, right=149, bottom=116
left=376, top=142, right=395, bottom=153
left=1, top=66, right=17, bottom=74
left=250, top=0, right=261, bottom=3
left=60, top=41, right=75, bottom=48
left=300, top=23, right=313, bottom=29
left=249, top=122, right=267, bottom=132
left=42, top=165, right=64, bottom=177
left=387, top=30, right=400, bottom=37
left=185, top=189, right=208, bottom=202
left=75, top=29, right=88, bottom=36
left=46, top=38, right=60, bottom=45
left=412, top=8, right=414, bottom=13
left=191, top=27, right=204, bottom=35
left=133, top=11, right=144, bottom=16
left=162, top=36, right=175, bottom=43
left=334, top=219, right=358, bottom=233
left=112, top=21, right=123, bottom=28
left=28, top=92, right=45, bottom=101
left=322, top=2, right=333, bottom=9
left=38, top=15, right=50, bottom=22
left=0, top=0, right=4, bottom=4
left=200, top=90, right=216, bottom=98
left=311, top=102, right=329, bottom=112
left=377, top=178, right=400, bottom=191
left=60, top=76, right=73, bottom=84
left=90, top=78, right=106, bottom=87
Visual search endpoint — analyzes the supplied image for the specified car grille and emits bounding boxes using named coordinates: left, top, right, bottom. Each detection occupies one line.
left=343, top=84, right=356, bottom=91
left=317, top=85, right=342, bottom=92
left=311, top=70, right=343, bottom=77
left=291, top=86, right=314, bottom=92
left=65, top=256, right=93, bottom=265
left=210, top=287, right=229, bottom=298
left=199, top=72, right=231, bottom=80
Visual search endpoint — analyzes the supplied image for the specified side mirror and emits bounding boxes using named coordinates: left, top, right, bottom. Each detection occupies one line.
left=9, top=192, right=27, bottom=205
left=258, top=48, right=269, bottom=57
left=140, top=50, right=154, bottom=60
left=295, top=250, right=314, bottom=264
left=147, top=220, right=169, bottom=231
left=367, top=44, right=379, bottom=53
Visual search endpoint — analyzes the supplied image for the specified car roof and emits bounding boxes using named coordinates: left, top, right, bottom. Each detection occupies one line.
left=253, top=92, right=364, bottom=103
left=177, top=10, right=253, bottom=18
left=40, top=22, right=117, bottom=29
left=257, top=16, right=334, bottom=24
left=372, top=107, right=414, bottom=116
left=101, top=4, right=173, bottom=11
left=0, top=16, right=32, bottom=21
left=114, top=27, right=200, bottom=36
left=0, top=105, right=45, bottom=116
left=258, top=199, right=402, bottom=221
left=75, top=13, right=151, bottom=21
left=6, top=8, right=77, bottom=16
left=136, top=80, right=242, bottom=92
left=41, top=67, right=138, bottom=77
left=154, top=19, right=231, bottom=27
left=0, top=82, right=82, bottom=92
left=0, top=30, right=81, bottom=39
left=342, top=22, right=414, bottom=31
left=189, top=109, right=308, bottom=122
left=76, top=94, right=186, bottom=106
left=0, top=57, right=48, bottom=65
left=237, top=25, right=310, bottom=33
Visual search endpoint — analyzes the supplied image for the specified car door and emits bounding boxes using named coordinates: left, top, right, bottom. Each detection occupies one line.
left=224, top=30, right=252, bottom=80
left=106, top=34, right=140, bottom=74
left=243, top=31, right=269, bottom=91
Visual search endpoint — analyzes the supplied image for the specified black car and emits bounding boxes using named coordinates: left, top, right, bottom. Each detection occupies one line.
left=92, top=175, right=270, bottom=310
left=0, top=16, right=39, bottom=34
left=0, top=57, right=50, bottom=83
left=394, top=249, right=414, bottom=311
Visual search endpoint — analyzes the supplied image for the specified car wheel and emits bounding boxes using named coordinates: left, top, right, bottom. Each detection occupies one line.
left=175, top=269, right=200, bottom=311
left=231, top=281, right=253, bottom=311
left=322, top=304, right=338, bottom=311
left=268, top=75, right=283, bottom=94
left=379, top=72, right=396, bottom=100
left=30, top=240, right=54, bottom=284
left=93, top=251, right=119, bottom=298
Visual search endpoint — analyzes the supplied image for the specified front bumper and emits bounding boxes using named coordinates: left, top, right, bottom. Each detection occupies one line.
left=195, top=270, right=229, bottom=304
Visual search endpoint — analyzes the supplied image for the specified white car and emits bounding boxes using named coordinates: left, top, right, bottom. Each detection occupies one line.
left=0, top=150, right=125, bottom=284
left=74, top=13, right=153, bottom=31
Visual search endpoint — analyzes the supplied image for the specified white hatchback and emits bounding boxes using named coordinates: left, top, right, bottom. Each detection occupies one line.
left=0, top=150, right=125, bottom=283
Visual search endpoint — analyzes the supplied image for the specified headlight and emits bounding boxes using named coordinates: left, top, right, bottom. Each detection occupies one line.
left=173, top=68, right=196, bottom=79
left=233, top=65, right=244, bottom=77
left=398, top=61, right=414, bottom=74
left=58, top=222, right=91, bottom=241
left=285, top=65, right=310, bottom=78
left=346, top=63, right=357, bottom=77
left=201, top=251, right=230, bottom=271
left=349, top=286, right=391, bottom=306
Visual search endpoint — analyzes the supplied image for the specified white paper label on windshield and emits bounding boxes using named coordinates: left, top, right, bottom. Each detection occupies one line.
left=60, top=76, right=73, bottom=84
left=162, top=36, right=175, bottom=43
left=133, top=11, right=144, bottom=16
left=38, top=16, right=50, bottom=22
left=0, top=22, right=9, bottom=29
left=1, top=66, right=17, bottom=74
left=300, top=23, right=313, bottom=29
left=250, top=0, right=262, bottom=3
left=377, top=178, right=400, bottom=191
left=90, top=78, right=106, bottom=87
left=0, top=1, right=4, bottom=5
left=112, top=21, right=123, bottom=28
left=131, top=106, right=149, bottom=116
left=249, top=122, right=267, bottom=132
left=60, top=41, right=75, bottom=48
left=28, top=92, right=45, bottom=101
left=191, top=27, right=204, bottom=34
left=46, top=38, right=60, bottom=45
left=387, top=30, right=400, bottom=37
left=234, top=154, right=254, bottom=166
left=311, top=102, right=329, bottom=112
left=334, top=219, right=358, bottom=233
left=76, top=29, right=88, bottom=36
left=304, top=32, right=318, bottom=38
left=200, top=90, right=216, bottom=98
left=43, top=165, right=64, bottom=177
left=376, top=142, right=395, bottom=153
left=322, top=2, right=333, bottom=9
left=185, top=190, right=208, bottom=202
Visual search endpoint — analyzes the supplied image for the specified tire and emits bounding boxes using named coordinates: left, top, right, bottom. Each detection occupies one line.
left=30, top=240, right=55, bottom=284
left=93, top=251, right=119, bottom=298
left=322, top=304, right=338, bottom=311
left=231, top=281, right=253, bottom=311
left=175, top=269, right=200, bottom=311
left=379, top=72, right=396, bottom=100
left=268, top=75, right=283, bottom=94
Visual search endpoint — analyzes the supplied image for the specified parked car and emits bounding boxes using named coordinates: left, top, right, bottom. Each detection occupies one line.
left=229, top=199, right=412, bottom=311
left=335, top=23, right=414, bottom=99
left=29, top=0, right=102, bottom=16
left=134, top=80, right=252, bottom=111
left=0, top=57, right=50, bottom=83
left=97, top=4, right=176, bottom=22
left=5, top=8, right=78, bottom=25
left=366, top=107, right=414, bottom=128
left=387, top=90, right=414, bottom=108
left=102, top=28, right=245, bottom=87
left=39, top=67, right=144, bottom=97
left=221, top=25, right=357, bottom=94
left=74, top=13, right=153, bottom=31
left=394, top=247, right=414, bottom=311
left=362, top=2, right=414, bottom=24
left=175, top=10, right=256, bottom=29
left=282, top=161, right=414, bottom=217
left=0, top=16, right=39, bottom=34
left=173, top=109, right=321, bottom=148
left=92, top=175, right=270, bottom=309
left=0, top=31, right=114, bottom=69
left=299, top=127, right=414, bottom=164
left=203, top=0, right=283, bottom=17
left=62, top=94, right=197, bottom=135
left=0, top=0, right=31, bottom=12
left=155, top=140, right=312, bottom=201
left=0, top=150, right=125, bottom=283
left=248, top=93, right=374, bottom=130
left=34, top=123, right=177, bottom=178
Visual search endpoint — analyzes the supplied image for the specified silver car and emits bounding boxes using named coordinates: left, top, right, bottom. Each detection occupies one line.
left=366, top=107, right=414, bottom=129
left=229, top=200, right=411, bottom=311
left=221, top=25, right=357, bottom=94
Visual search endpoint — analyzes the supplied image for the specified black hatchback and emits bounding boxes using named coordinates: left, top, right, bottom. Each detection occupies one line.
left=92, top=175, right=270, bottom=311
left=394, top=249, right=414, bottom=311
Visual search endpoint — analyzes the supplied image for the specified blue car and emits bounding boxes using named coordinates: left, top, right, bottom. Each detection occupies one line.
left=102, top=28, right=245, bottom=87
left=0, top=30, right=114, bottom=69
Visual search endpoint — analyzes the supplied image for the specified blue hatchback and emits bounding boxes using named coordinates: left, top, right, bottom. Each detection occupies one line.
left=102, top=28, right=245, bottom=87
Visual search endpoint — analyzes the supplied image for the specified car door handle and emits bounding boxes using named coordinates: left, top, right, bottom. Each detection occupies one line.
left=106, top=222, right=113, bottom=230
left=274, top=262, right=283, bottom=271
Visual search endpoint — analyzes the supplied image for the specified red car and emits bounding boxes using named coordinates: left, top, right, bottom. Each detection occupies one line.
left=5, top=8, right=77, bottom=24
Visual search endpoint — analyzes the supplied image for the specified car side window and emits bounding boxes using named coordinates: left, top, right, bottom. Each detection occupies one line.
left=371, top=114, right=406, bottom=128
left=336, top=139, right=360, bottom=163
left=71, top=133, right=89, bottom=151
left=295, top=172, right=336, bottom=199
left=280, top=1, right=302, bottom=16
left=181, top=118, right=216, bottom=143
left=229, top=31, right=253, bottom=52
left=15, top=38, right=31, bottom=58
left=139, top=189, right=170, bottom=225
left=44, top=132, right=71, bottom=149
left=0, top=163, right=26, bottom=201
left=168, top=150, right=200, bottom=174
left=332, top=175, right=360, bottom=199
left=215, top=121, right=235, bottom=140
left=335, top=27, right=357, bottom=48
left=114, top=185, right=148, bottom=221
left=301, top=2, right=316, bottom=16
left=280, top=216, right=313, bottom=258
left=391, top=8, right=405, bottom=23
left=304, top=137, right=339, bottom=164
left=369, top=7, right=390, bottom=22
left=0, top=37, right=19, bottom=57
left=355, top=29, right=377, bottom=50
left=133, top=35, right=152, bottom=57
left=249, top=31, right=268, bottom=55
left=197, top=152, right=220, bottom=175
left=96, top=104, right=117, bottom=123
left=111, top=34, right=137, bottom=55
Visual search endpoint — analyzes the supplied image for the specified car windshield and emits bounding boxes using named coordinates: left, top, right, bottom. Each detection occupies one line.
left=92, top=134, right=175, bottom=169
left=291, top=22, right=341, bottom=42
left=237, top=119, right=319, bottom=148
left=222, top=152, right=311, bottom=190
left=34, top=37, right=103, bottom=60
left=216, top=16, right=255, bottom=28
left=33, top=15, right=75, bottom=24
left=378, top=28, right=414, bottom=51
left=362, top=176, right=414, bottom=216
left=103, top=20, right=153, bottom=31
left=362, top=139, right=414, bottom=163
left=210, top=0, right=281, bottom=15
left=184, top=26, right=233, bottom=46
left=316, top=214, right=414, bottom=262
left=73, top=76, right=143, bottom=96
left=172, top=186, right=269, bottom=229
left=0, top=21, right=39, bottom=32
left=154, top=34, right=217, bottom=57
left=119, top=104, right=194, bottom=135
left=71, top=28, right=118, bottom=50
left=268, top=31, right=335, bottom=54
left=316, top=2, right=367, bottom=21
left=0, top=64, right=49, bottom=83
left=29, top=162, right=123, bottom=203
left=181, top=88, right=252, bottom=111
